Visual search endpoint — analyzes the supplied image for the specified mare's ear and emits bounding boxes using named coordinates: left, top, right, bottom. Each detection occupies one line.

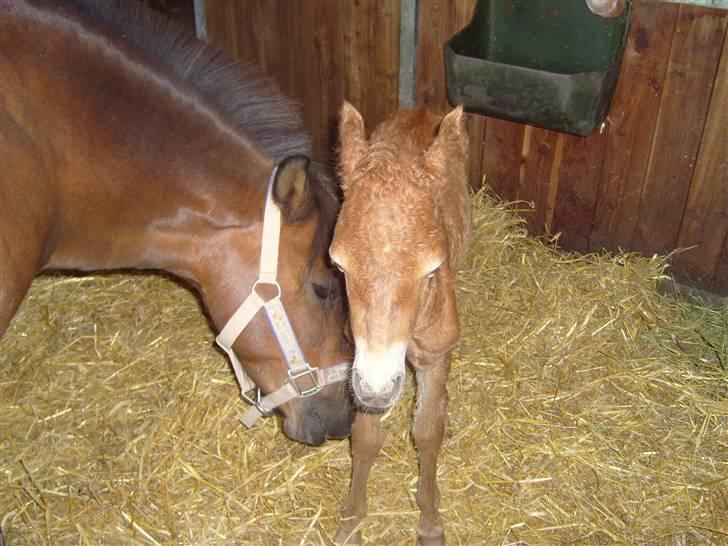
left=338, top=101, right=367, bottom=192
left=272, top=155, right=313, bottom=222
left=424, top=106, right=468, bottom=179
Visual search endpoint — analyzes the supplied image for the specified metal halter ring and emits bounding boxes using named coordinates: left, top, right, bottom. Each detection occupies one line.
left=240, top=387, right=272, bottom=417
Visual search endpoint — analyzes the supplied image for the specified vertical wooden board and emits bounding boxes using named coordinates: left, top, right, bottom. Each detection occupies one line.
left=517, top=126, right=559, bottom=236
left=673, top=34, right=728, bottom=290
left=202, top=0, right=237, bottom=56
left=203, top=1, right=295, bottom=99
left=253, top=1, right=293, bottom=93
left=589, top=0, right=679, bottom=253
left=481, top=118, right=525, bottom=202
left=200, top=0, right=401, bottom=165
left=550, top=131, right=609, bottom=253
left=337, top=0, right=400, bottom=153
left=714, top=236, right=728, bottom=294
left=632, top=5, right=727, bottom=256
left=465, top=114, right=487, bottom=189
left=416, top=0, right=476, bottom=112
left=455, top=0, right=483, bottom=190
left=416, top=1, right=478, bottom=185
left=285, top=1, right=343, bottom=161
left=416, top=0, right=454, bottom=111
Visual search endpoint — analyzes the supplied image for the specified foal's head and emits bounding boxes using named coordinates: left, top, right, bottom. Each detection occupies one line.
left=330, top=103, right=465, bottom=410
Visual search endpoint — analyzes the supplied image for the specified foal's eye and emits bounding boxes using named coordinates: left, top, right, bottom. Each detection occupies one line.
left=426, top=263, right=443, bottom=280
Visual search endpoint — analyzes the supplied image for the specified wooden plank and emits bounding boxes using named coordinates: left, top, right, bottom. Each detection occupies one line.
left=416, top=0, right=454, bottom=111
left=714, top=237, right=728, bottom=294
left=203, top=0, right=400, bottom=164
left=341, top=0, right=400, bottom=133
left=416, top=0, right=476, bottom=112
left=481, top=118, right=525, bottom=202
left=551, top=131, right=609, bottom=252
left=673, top=32, right=728, bottom=292
left=632, top=4, right=727, bottom=255
left=286, top=1, right=342, bottom=161
left=516, top=126, right=559, bottom=236
left=589, top=0, right=679, bottom=252
left=466, top=114, right=487, bottom=189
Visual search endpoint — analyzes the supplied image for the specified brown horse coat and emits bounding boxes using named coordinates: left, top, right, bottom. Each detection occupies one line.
left=0, top=0, right=352, bottom=444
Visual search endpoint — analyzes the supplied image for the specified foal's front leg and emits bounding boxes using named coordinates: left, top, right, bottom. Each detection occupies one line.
left=335, top=411, right=385, bottom=544
left=411, top=353, right=450, bottom=545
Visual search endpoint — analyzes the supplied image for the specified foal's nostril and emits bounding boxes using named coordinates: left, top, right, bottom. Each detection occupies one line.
left=391, top=373, right=404, bottom=397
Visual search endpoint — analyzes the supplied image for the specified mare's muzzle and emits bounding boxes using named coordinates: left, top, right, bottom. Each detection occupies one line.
left=283, top=383, right=354, bottom=445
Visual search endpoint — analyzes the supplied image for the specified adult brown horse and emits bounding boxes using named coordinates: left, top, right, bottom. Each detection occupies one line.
left=0, top=0, right=353, bottom=445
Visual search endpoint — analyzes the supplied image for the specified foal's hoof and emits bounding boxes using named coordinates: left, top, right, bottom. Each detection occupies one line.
left=334, top=524, right=363, bottom=544
left=418, top=530, right=445, bottom=546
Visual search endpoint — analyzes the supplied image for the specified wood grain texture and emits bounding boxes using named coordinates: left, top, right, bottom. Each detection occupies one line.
left=550, top=128, right=608, bottom=252
left=415, top=0, right=476, bottom=112
left=589, top=0, right=679, bottom=253
left=715, top=238, right=728, bottom=293
left=514, top=127, right=559, bottom=235
left=632, top=4, right=727, bottom=255
left=204, top=0, right=399, bottom=162
left=203, top=0, right=727, bottom=293
left=673, top=32, right=728, bottom=292
left=481, top=118, right=525, bottom=202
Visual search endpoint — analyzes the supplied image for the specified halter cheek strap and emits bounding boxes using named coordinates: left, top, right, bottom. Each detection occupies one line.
left=215, top=165, right=350, bottom=428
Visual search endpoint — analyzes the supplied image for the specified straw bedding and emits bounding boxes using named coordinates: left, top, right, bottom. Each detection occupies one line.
left=1, top=191, right=725, bottom=545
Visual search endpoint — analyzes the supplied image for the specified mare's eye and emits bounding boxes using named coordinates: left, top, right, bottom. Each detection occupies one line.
left=312, top=281, right=339, bottom=301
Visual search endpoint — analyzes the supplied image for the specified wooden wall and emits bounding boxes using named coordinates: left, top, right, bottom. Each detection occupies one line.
left=205, top=0, right=400, bottom=161
left=204, top=0, right=727, bottom=295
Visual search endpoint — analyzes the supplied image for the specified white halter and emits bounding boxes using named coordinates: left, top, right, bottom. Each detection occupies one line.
left=216, top=165, right=350, bottom=428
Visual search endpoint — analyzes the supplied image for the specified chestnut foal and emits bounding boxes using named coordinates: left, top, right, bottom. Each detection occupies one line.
left=331, top=103, right=472, bottom=544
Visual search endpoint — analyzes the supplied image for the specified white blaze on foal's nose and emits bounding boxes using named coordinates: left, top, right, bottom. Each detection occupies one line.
left=352, top=340, right=407, bottom=407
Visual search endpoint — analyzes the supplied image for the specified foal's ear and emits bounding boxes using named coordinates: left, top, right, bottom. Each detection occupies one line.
left=425, top=106, right=468, bottom=172
left=272, top=155, right=313, bottom=222
left=338, top=101, right=367, bottom=190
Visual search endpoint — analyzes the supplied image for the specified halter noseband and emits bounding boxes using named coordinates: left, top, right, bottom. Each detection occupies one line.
left=215, top=164, right=350, bottom=428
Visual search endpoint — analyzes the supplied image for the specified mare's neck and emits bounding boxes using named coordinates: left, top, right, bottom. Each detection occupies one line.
left=31, top=8, right=274, bottom=284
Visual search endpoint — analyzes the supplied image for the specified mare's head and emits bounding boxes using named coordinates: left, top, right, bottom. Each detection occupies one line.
left=28, top=0, right=353, bottom=445
left=329, top=103, right=465, bottom=411
left=207, top=156, right=354, bottom=445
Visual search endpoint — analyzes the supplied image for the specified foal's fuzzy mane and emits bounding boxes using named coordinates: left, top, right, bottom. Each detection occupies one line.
left=62, top=0, right=310, bottom=162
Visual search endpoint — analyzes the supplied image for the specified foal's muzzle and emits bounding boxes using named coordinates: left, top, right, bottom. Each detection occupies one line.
left=351, top=368, right=405, bottom=410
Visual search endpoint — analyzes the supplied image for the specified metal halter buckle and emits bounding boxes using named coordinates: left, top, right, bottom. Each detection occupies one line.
left=241, top=387, right=272, bottom=417
left=286, top=365, right=321, bottom=397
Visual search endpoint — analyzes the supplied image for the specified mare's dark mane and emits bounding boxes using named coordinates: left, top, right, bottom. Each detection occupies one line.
left=63, top=0, right=309, bottom=161
left=59, top=0, right=341, bottom=295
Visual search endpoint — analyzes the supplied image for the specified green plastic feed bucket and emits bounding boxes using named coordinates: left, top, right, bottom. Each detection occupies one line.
left=444, top=0, right=632, bottom=136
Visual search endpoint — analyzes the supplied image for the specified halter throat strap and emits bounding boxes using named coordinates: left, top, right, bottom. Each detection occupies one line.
left=215, top=165, right=349, bottom=428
